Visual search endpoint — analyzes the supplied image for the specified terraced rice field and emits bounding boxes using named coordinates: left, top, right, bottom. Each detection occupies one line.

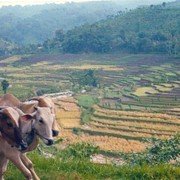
left=0, top=53, right=179, bottom=153
left=60, top=130, right=147, bottom=153
left=77, top=105, right=179, bottom=152
left=54, top=96, right=148, bottom=153
left=54, top=96, right=179, bottom=153
left=55, top=97, right=81, bottom=129
left=88, top=106, right=179, bottom=139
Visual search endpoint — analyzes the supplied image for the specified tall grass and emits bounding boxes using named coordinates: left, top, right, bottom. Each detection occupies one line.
left=6, top=151, right=180, bottom=180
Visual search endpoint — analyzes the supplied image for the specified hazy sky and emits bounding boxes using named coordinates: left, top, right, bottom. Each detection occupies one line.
left=0, top=0, right=174, bottom=7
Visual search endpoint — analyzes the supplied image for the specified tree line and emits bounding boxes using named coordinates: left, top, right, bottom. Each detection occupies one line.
left=43, top=3, right=180, bottom=55
left=0, top=1, right=122, bottom=45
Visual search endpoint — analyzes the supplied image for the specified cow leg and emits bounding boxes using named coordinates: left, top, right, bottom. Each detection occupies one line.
left=21, top=154, right=40, bottom=180
left=0, top=154, right=9, bottom=180
left=7, top=153, right=33, bottom=180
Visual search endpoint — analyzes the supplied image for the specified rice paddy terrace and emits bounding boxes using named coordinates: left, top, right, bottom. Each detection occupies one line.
left=0, top=53, right=179, bottom=153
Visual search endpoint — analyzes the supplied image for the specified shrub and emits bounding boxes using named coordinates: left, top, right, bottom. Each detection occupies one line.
left=61, top=142, right=99, bottom=160
left=80, top=108, right=94, bottom=124
left=123, top=134, right=180, bottom=165
left=77, top=95, right=99, bottom=109
left=72, top=127, right=82, bottom=135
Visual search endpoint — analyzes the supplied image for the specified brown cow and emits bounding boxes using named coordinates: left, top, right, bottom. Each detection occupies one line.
left=0, top=94, right=60, bottom=137
left=0, top=106, right=54, bottom=180
left=0, top=107, right=27, bottom=151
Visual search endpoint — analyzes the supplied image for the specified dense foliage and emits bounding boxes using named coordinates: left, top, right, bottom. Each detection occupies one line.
left=0, top=38, right=17, bottom=56
left=71, top=69, right=98, bottom=89
left=77, top=95, right=98, bottom=124
left=0, top=2, right=123, bottom=45
left=124, top=134, right=180, bottom=165
left=46, top=2, right=180, bottom=54
left=60, top=142, right=99, bottom=160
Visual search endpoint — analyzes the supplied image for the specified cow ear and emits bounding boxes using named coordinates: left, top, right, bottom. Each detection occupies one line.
left=21, top=114, right=34, bottom=121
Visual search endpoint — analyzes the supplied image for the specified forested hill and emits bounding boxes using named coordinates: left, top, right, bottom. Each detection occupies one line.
left=45, top=1, right=179, bottom=54
left=0, top=38, right=18, bottom=56
left=0, top=1, right=124, bottom=45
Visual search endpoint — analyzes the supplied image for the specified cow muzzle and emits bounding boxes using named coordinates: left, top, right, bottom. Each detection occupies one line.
left=46, top=139, right=54, bottom=146
left=52, top=130, right=59, bottom=137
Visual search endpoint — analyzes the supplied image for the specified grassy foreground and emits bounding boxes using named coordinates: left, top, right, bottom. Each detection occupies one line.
left=6, top=152, right=179, bottom=180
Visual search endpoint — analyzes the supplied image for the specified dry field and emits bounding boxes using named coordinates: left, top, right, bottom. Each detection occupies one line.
left=54, top=96, right=179, bottom=153
left=0, top=53, right=179, bottom=153
left=54, top=96, right=147, bottom=153
left=55, top=97, right=81, bottom=129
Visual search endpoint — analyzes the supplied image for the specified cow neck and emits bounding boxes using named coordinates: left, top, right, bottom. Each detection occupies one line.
left=0, top=126, right=19, bottom=148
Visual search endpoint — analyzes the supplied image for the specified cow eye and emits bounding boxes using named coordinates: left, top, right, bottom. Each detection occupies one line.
left=39, top=119, right=44, bottom=123
left=7, top=122, right=13, bottom=127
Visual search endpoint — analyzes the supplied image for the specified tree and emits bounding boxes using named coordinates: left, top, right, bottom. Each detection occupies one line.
left=162, top=2, right=166, bottom=7
left=55, top=29, right=65, bottom=42
left=71, top=69, right=98, bottom=88
left=1, top=80, right=9, bottom=94
left=82, top=69, right=98, bottom=87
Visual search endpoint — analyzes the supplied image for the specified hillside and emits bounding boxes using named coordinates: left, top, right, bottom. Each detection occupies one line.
left=0, top=53, right=179, bottom=151
left=0, top=52, right=179, bottom=179
left=0, top=1, right=179, bottom=179
left=0, top=1, right=123, bottom=45
left=45, top=2, right=180, bottom=54
left=0, top=38, right=18, bottom=56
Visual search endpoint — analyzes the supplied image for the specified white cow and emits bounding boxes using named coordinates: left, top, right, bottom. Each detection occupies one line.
left=0, top=94, right=60, bottom=137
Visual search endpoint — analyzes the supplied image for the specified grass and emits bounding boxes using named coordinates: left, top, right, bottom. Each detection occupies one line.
left=154, top=85, right=173, bottom=93
left=0, top=55, right=21, bottom=64
left=6, top=151, right=180, bottom=180
left=76, top=95, right=98, bottom=124
left=76, top=95, right=99, bottom=109
left=133, top=87, right=158, bottom=96
left=0, top=84, right=35, bottom=100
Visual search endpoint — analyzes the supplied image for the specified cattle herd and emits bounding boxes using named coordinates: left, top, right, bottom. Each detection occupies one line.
left=0, top=94, right=60, bottom=180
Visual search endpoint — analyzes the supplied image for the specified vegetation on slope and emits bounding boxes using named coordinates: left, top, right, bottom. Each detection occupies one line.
left=7, top=158, right=180, bottom=180
left=0, top=38, right=17, bottom=56
left=6, top=135, right=180, bottom=179
left=123, top=134, right=180, bottom=165
left=44, top=2, right=180, bottom=55
left=0, top=1, right=123, bottom=45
